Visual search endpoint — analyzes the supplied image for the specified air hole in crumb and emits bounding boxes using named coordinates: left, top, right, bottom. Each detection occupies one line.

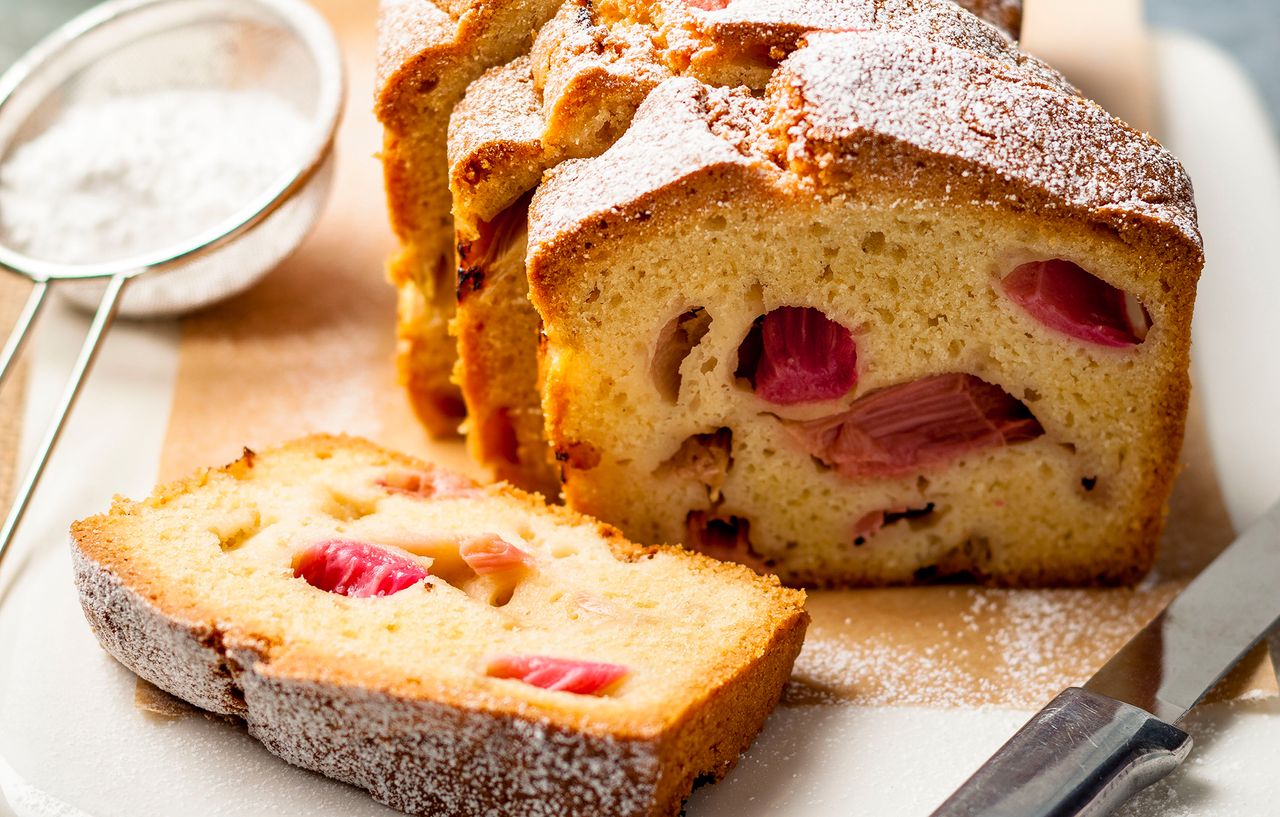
left=655, top=429, right=733, bottom=502
left=651, top=307, right=713, bottom=403
left=324, top=489, right=379, bottom=522
left=550, top=541, right=578, bottom=558
left=1023, top=388, right=1042, bottom=402
left=314, top=450, right=333, bottom=461
left=1059, top=442, right=1077, bottom=455
left=489, top=583, right=516, bottom=608
left=854, top=503, right=938, bottom=545
left=861, top=232, right=885, bottom=254
left=684, top=512, right=770, bottom=574
left=1081, top=476, right=1098, bottom=492
left=706, top=215, right=727, bottom=231
left=215, top=508, right=262, bottom=552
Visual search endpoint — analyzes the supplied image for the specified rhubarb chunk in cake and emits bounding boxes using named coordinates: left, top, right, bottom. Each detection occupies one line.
left=72, top=435, right=807, bottom=816
left=524, top=30, right=1202, bottom=586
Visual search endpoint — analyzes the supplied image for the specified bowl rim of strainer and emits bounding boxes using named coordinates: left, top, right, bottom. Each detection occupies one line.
left=0, top=0, right=345, bottom=282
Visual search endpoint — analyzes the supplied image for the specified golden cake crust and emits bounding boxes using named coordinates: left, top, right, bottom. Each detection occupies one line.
left=72, top=435, right=808, bottom=815
left=528, top=31, right=1201, bottom=278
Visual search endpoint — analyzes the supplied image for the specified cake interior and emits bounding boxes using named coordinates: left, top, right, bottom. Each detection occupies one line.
left=537, top=193, right=1189, bottom=585
left=82, top=441, right=803, bottom=729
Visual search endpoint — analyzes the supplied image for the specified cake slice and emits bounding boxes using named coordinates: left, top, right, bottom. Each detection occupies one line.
left=72, top=435, right=807, bottom=816
left=523, top=30, right=1202, bottom=586
left=377, top=0, right=564, bottom=436
left=447, top=0, right=1036, bottom=493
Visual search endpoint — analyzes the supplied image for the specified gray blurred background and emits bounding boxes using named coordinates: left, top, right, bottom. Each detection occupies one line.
left=1, top=0, right=1277, bottom=132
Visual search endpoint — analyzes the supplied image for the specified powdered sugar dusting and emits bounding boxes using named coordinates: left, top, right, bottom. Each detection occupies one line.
left=786, top=586, right=1179, bottom=708
left=529, top=23, right=1199, bottom=262
left=374, top=0, right=454, bottom=104
left=776, top=30, right=1200, bottom=250
left=529, top=78, right=770, bottom=255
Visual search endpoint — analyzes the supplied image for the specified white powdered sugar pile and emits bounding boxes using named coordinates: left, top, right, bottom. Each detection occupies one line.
left=0, top=89, right=309, bottom=265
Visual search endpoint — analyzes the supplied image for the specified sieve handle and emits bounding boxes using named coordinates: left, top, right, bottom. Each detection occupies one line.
left=0, top=278, right=48, bottom=390
left=0, top=272, right=128, bottom=571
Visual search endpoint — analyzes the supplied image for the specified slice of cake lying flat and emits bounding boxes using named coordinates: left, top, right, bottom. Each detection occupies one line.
left=448, top=0, right=1033, bottom=493
left=524, top=30, right=1203, bottom=586
left=72, top=435, right=807, bottom=816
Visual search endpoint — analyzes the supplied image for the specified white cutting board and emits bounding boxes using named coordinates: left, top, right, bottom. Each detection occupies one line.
left=1, top=31, right=1279, bottom=817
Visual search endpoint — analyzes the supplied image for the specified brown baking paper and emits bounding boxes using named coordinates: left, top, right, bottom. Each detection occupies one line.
left=156, top=0, right=1276, bottom=711
left=0, top=275, right=27, bottom=509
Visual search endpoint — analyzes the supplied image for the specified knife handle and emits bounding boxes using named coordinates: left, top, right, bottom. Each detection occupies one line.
left=929, top=687, right=1193, bottom=817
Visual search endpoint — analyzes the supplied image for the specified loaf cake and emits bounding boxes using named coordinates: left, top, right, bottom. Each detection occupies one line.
left=72, top=435, right=808, bottom=815
left=522, top=29, right=1203, bottom=586
left=447, top=0, right=1034, bottom=492
left=378, top=0, right=1021, bottom=439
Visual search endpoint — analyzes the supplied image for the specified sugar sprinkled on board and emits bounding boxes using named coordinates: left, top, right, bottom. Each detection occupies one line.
left=786, top=586, right=1177, bottom=708
left=0, top=89, right=310, bottom=265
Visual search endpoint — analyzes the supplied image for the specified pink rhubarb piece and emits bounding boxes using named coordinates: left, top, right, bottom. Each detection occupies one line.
left=787, top=373, right=1043, bottom=479
left=486, top=655, right=629, bottom=695
left=1002, top=259, right=1150, bottom=347
left=739, top=306, right=858, bottom=404
left=295, top=540, right=428, bottom=598
left=459, top=534, right=535, bottom=574
left=378, top=469, right=476, bottom=499
left=685, top=0, right=731, bottom=9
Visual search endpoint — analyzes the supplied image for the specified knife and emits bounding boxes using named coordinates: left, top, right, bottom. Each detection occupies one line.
left=929, top=498, right=1280, bottom=817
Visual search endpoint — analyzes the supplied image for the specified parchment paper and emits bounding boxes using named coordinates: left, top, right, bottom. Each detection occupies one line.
left=156, top=0, right=1277, bottom=711
left=0, top=276, right=26, bottom=508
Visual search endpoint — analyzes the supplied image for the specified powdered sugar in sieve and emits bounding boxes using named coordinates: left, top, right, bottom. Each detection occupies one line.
left=0, top=88, right=314, bottom=316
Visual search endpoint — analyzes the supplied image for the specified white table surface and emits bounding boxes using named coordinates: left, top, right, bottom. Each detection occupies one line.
left=1, top=30, right=1278, bottom=817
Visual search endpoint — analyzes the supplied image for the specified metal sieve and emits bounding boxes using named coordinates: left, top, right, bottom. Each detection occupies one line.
left=0, top=0, right=344, bottom=564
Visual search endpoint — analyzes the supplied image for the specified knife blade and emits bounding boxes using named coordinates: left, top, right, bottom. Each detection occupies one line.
left=930, top=497, right=1280, bottom=817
